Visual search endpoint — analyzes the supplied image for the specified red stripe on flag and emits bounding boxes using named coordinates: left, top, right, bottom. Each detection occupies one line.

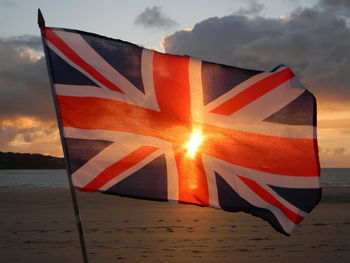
left=202, top=123, right=319, bottom=177
left=153, top=52, right=191, bottom=124
left=210, top=68, right=294, bottom=116
left=152, top=52, right=209, bottom=206
left=57, top=95, right=187, bottom=142
left=80, top=146, right=159, bottom=192
left=173, top=146, right=209, bottom=206
left=57, top=95, right=319, bottom=178
left=45, top=28, right=123, bottom=93
left=238, top=176, right=304, bottom=224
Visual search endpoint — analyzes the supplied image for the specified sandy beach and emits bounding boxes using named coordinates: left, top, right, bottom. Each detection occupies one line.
left=0, top=187, right=349, bottom=263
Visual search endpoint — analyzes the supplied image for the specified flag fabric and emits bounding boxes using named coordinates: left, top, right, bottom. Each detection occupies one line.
left=42, top=27, right=321, bottom=235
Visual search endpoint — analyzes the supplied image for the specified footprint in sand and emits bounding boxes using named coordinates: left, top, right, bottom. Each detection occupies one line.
left=237, top=248, right=252, bottom=252
left=162, top=248, right=175, bottom=251
left=166, top=227, right=174, bottom=232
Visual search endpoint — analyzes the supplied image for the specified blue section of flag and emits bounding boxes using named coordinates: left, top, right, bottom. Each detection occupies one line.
left=269, top=185, right=321, bottom=213
left=48, top=48, right=98, bottom=86
left=201, top=61, right=262, bottom=104
left=264, top=90, right=316, bottom=126
left=65, top=138, right=113, bottom=174
left=215, top=173, right=285, bottom=234
left=81, top=33, right=145, bottom=93
left=105, top=154, right=168, bottom=200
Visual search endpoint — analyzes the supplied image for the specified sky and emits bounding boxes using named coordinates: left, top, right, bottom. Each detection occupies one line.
left=0, top=0, right=349, bottom=167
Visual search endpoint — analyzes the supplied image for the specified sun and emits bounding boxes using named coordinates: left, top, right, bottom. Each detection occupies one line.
left=185, top=128, right=203, bottom=158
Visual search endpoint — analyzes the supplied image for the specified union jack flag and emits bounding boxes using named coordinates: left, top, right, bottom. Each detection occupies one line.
left=43, top=27, right=321, bottom=235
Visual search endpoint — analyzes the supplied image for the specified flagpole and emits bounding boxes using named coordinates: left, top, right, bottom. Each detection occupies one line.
left=37, top=9, right=89, bottom=263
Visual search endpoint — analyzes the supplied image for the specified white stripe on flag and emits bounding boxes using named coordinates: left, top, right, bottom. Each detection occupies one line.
left=229, top=77, right=305, bottom=121
left=141, top=49, right=160, bottom=111
left=64, top=127, right=179, bottom=198
left=205, top=71, right=271, bottom=112
left=189, top=58, right=204, bottom=123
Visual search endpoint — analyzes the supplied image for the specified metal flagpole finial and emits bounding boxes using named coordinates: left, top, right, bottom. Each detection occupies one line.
left=37, top=9, right=45, bottom=29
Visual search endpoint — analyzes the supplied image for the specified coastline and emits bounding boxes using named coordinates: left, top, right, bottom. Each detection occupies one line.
left=0, top=187, right=349, bottom=263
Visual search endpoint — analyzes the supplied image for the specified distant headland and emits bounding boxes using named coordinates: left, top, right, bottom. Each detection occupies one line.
left=0, top=152, right=65, bottom=169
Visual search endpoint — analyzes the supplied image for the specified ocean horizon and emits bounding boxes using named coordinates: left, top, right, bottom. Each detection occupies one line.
left=0, top=168, right=349, bottom=188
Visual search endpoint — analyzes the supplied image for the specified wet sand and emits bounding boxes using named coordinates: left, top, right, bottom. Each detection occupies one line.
left=0, top=187, right=349, bottom=263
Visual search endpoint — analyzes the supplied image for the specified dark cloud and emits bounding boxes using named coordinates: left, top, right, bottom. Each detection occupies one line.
left=0, top=124, right=17, bottom=144
left=163, top=3, right=350, bottom=103
left=319, top=0, right=350, bottom=10
left=1, top=35, right=42, bottom=51
left=0, top=38, right=55, bottom=122
left=0, top=41, right=18, bottom=68
left=234, top=0, right=264, bottom=16
left=134, top=6, right=178, bottom=30
left=319, top=0, right=350, bottom=17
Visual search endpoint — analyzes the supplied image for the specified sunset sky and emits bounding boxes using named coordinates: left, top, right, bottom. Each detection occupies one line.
left=0, top=0, right=349, bottom=167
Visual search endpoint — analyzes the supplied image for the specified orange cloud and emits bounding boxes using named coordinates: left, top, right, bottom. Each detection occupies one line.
left=0, top=116, right=62, bottom=157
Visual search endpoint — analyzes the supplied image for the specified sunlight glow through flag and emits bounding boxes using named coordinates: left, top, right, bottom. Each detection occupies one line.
left=42, top=26, right=321, bottom=235
left=185, top=128, right=203, bottom=158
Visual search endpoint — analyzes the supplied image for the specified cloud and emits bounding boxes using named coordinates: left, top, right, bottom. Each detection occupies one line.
left=319, top=147, right=347, bottom=156
left=234, top=0, right=264, bottom=16
left=333, top=147, right=347, bottom=156
left=134, top=6, right=178, bottom=30
left=0, top=117, right=58, bottom=145
left=0, top=116, right=62, bottom=156
left=320, top=0, right=350, bottom=7
left=318, top=118, right=350, bottom=129
left=1, top=35, right=42, bottom=51
left=318, top=0, right=350, bottom=19
left=162, top=2, right=350, bottom=104
left=319, top=0, right=350, bottom=16
left=0, top=37, right=55, bottom=122
left=319, top=147, right=331, bottom=155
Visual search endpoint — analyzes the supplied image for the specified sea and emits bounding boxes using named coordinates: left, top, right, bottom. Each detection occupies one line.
left=0, top=168, right=349, bottom=188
